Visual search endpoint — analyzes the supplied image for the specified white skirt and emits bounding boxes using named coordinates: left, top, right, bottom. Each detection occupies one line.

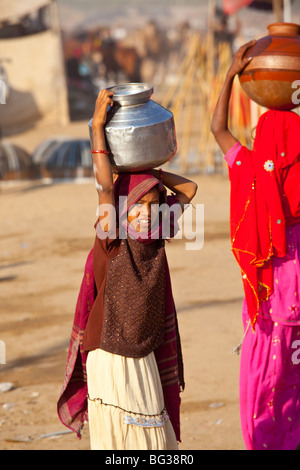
left=86, top=348, right=178, bottom=450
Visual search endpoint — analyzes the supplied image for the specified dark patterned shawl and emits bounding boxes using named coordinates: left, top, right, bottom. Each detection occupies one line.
left=57, top=248, right=184, bottom=442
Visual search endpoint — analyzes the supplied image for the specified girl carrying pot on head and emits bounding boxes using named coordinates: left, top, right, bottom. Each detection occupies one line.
left=58, top=89, right=197, bottom=450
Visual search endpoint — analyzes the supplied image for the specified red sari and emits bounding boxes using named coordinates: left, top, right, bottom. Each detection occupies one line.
left=228, top=110, right=300, bottom=328
left=225, top=110, right=300, bottom=450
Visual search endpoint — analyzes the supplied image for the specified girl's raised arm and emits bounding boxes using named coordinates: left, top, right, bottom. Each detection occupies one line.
left=151, top=169, right=197, bottom=206
left=92, top=89, right=116, bottom=231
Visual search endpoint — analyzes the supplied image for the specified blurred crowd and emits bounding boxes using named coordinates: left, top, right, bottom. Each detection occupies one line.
left=62, top=19, right=193, bottom=117
left=60, top=8, right=239, bottom=119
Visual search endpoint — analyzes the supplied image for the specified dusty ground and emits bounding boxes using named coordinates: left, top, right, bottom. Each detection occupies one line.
left=0, top=121, right=246, bottom=450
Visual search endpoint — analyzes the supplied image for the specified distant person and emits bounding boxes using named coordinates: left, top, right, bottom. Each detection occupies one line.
left=213, top=8, right=237, bottom=51
left=58, top=89, right=197, bottom=450
left=211, top=41, right=300, bottom=450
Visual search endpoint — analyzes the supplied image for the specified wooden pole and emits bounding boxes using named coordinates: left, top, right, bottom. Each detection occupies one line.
left=205, top=0, right=216, bottom=172
left=283, top=0, right=292, bottom=22
left=272, top=0, right=283, bottom=22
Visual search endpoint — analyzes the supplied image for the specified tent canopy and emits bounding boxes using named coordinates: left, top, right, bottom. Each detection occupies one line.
left=0, top=142, right=37, bottom=180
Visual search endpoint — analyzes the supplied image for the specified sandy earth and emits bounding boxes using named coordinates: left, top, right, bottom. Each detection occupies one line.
left=0, top=121, right=246, bottom=451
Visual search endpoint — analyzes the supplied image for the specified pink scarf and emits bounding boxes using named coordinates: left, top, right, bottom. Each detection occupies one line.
left=114, top=170, right=167, bottom=244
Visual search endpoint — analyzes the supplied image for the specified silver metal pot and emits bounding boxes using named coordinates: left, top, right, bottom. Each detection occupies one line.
left=88, top=83, right=177, bottom=171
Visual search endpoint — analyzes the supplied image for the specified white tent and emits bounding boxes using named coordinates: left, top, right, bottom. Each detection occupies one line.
left=0, top=0, right=69, bottom=136
left=0, top=0, right=51, bottom=23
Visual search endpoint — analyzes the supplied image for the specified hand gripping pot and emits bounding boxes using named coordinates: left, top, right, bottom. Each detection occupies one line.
left=88, top=83, right=177, bottom=171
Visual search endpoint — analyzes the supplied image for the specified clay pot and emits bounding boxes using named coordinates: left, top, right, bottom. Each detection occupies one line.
left=239, top=23, right=300, bottom=110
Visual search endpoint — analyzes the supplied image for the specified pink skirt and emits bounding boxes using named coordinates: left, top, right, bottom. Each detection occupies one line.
left=240, top=223, right=300, bottom=450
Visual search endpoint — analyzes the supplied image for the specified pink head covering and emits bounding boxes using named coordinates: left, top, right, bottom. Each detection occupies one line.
left=114, top=171, right=166, bottom=244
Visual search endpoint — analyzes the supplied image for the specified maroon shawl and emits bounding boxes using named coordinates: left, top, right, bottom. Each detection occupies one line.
left=57, top=172, right=184, bottom=442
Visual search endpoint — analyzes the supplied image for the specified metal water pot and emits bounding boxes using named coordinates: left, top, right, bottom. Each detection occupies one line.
left=88, top=83, right=177, bottom=171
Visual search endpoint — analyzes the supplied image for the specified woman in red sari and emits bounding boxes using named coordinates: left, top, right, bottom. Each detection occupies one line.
left=211, top=42, right=300, bottom=450
left=58, top=89, right=197, bottom=450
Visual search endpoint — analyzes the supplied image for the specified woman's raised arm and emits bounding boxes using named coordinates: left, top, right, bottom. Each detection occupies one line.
left=210, top=40, right=256, bottom=155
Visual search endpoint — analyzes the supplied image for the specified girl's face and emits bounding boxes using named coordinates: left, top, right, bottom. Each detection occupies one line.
left=127, top=186, right=160, bottom=233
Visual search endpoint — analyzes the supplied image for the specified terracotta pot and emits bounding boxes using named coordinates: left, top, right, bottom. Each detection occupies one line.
left=239, top=23, right=300, bottom=110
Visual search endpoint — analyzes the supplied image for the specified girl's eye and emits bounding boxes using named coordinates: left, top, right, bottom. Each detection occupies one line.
left=129, top=204, right=143, bottom=216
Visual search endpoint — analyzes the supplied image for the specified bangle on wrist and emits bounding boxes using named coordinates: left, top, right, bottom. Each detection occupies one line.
left=91, top=149, right=109, bottom=155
